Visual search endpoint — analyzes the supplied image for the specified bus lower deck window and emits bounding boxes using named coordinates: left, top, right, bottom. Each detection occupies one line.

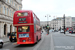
left=18, top=26, right=30, bottom=32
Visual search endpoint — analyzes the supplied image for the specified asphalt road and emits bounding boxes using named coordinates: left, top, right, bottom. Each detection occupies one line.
left=52, top=32, right=75, bottom=50
left=1, top=33, right=51, bottom=50
left=1, top=32, right=75, bottom=50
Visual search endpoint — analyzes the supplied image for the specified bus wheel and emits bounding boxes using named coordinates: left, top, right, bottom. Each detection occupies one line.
left=36, top=36, right=38, bottom=44
left=40, top=38, right=41, bottom=40
left=10, top=40, right=12, bottom=42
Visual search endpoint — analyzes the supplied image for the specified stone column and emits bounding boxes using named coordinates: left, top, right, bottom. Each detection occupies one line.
left=0, top=22, right=5, bottom=38
left=12, top=25, right=16, bottom=32
left=7, top=24, right=10, bottom=33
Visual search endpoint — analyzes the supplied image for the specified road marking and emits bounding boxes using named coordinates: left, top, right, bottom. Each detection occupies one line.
left=50, top=33, right=54, bottom=50
left=65, top=34, right=75, bottom=37
left=4, top=42, right=10, bottom=45
left=13, top=42, right=17, bottom=45
left=33, top=35, right=45, bottom=50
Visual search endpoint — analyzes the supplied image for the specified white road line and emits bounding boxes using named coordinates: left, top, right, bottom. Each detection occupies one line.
left=33, top=35, right=45, bottom=50
left=50, top=33, right=54, bottom=50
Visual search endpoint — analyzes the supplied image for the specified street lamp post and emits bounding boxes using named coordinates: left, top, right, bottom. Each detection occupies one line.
left=45, top=14, right=51, bottom=34
left=45, top=15, right=51, bottom=26
left=63, top=14, right=65, bottom=34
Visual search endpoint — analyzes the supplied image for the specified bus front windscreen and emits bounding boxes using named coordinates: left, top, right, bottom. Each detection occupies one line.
left=17, top=12, right=28, bottom=16
left=18, top=26, right=30, bottom=32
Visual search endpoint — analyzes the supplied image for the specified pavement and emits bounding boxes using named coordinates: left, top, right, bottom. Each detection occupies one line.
left=65, top=32, right=75, bottom=37
left=0, top=37, right=9, bottom=43
left=56, top=31, right=75, bottom=37
left=48, top=29, right=75, bottom=37
left=42, top=29, right=47, bottom=35
left=52, top=32, right=75, bottom=50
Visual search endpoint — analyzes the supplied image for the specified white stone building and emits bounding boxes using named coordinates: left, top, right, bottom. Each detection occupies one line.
left=40, top=21, right=50, bottom=28
left=0, top=0, right=22, bottom=37
left=50, top=17, right=75, bottom=30
left=50, top=17, right=62, bottom=30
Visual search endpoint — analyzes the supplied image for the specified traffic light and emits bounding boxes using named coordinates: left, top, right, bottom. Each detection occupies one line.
left=47, top=26, right=49, bottom=28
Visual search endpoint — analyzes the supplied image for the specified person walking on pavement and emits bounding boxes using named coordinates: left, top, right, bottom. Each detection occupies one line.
left=72, top=30, right=73, bottom=34
left=41, top=30, right=43, bottom=34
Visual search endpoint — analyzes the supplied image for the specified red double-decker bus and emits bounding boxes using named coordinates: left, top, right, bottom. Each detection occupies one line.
left=13, top=10, right=41, bottom=44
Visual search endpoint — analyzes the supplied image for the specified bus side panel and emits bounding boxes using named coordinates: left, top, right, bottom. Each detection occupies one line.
left=31, top=12, right=37, bottom=43
left=36, top=26, right=41, bottom=41
left=30, top=25, right=35, bottom=43
left=38, top=30, right=41, bottom=40
left=30, top=12, right=35, bottom=43
left=33, top=22, right=37, bottom=43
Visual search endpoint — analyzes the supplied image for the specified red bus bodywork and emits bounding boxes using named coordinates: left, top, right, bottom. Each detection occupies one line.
left=13, top=10, right=41, bottom=44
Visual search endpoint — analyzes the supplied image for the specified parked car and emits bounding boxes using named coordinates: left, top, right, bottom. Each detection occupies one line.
left=54, top=30, right=58, bottom=32
left=73, top=31, right=75, bottom=33
left=0, top=39, right=3, bottom=48
left=69, top=31, right=75, bottom=34
left=69, top=30, right=72, bottom=33
left=9, top=32, right=17, bottom=42
left=60, top=30, right=64, bottom=33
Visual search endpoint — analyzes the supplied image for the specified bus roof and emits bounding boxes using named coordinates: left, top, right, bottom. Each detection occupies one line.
left=14, top=10, right=33, bottom=13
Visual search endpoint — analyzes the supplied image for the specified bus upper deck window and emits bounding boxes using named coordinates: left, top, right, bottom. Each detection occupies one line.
left=24, top=12, right=28, bottom=16
left=17, top=12, right=28, bottom=17
left=17, top=13, right=22, bottom=16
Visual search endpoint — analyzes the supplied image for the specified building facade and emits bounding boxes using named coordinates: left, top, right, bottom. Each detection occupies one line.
left=50, top=17, right=75, bottom=31
left=0, top=0, right=22, bottom=37
left=50, top=17, right=62, bottom=30
left=40, top=21, right=50, bottom=28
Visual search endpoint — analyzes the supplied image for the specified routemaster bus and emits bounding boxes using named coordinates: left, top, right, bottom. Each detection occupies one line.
left=13, top=10, right=41, bottom=44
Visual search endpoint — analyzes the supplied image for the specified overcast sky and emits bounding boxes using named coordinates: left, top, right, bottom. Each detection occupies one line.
left=22, top=0, right=75, bottom=21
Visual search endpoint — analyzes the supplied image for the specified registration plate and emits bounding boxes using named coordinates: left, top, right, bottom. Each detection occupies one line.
left=12, top=38, right=14, bottom=39
left=19, top=34, right=29, bottom=38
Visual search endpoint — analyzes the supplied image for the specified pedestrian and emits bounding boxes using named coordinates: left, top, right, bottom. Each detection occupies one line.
left=41, top=30, right=43, bottom=34
left=7, top=33, right=10, bottom=38
left=42, top=31, right=43, bottom=33
left=72, top=30, right=73, bottom=34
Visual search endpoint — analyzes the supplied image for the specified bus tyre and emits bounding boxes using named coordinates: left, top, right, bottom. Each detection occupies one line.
left=36, top=37, right=38, bottom=44
left=10, top=40, right=12, bottom=42
left=40, top=38, right=41, bottom=40
left=0, top=44, right=3, bottom=48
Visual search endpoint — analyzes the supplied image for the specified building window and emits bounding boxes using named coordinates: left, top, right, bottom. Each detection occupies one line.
left=3, top=6, right=6, bottom=14
left=11, top=10, right=13, bottom=17
left=9, top=0, right=10, bottom=3
left=13, top=11, right=14, bottom=16
left=0, top=5, right=3, bottom=13
left=14, top=3, right=15, bottom=6
left=0, top=5, right=1, bottom=12
left=10, top=10, right=11, bottom=16
left=11, top=0, right=12, bottom=5
left=12, top=0, right=13, bottom=6
left=5, top=8, right=7, bottom=15
left=17, top=0, right=21, bottom=3
left=6, top=0, right=7, bottom=3
left=19, top=6, right=21, bottom=10
left=12, top=12, right=13, bottom=17
left=11, top=10, right=12, bottom=17
left=7, top=8, right=8, bottom=15
left=9, top=9, right=10, bottom=16
left=15, top=4, right=17, bottom=8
